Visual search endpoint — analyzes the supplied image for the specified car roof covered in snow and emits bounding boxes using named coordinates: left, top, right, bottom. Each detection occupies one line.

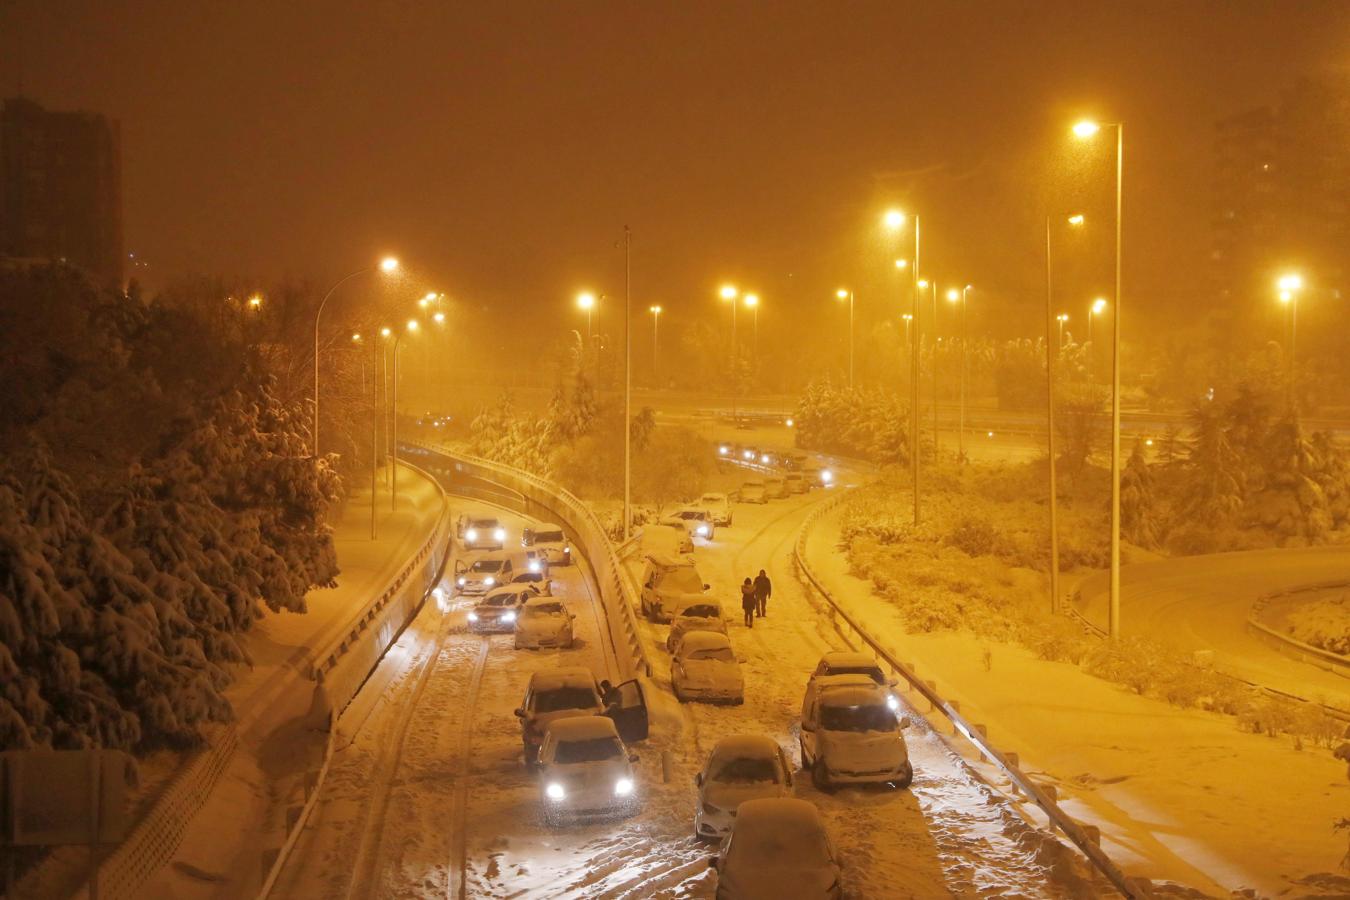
left=820, top=651, right=880, bottom=671
left=544, top=715, right=619, bottom=742
left=481, top=586, right=526, bottom=603
left=677, top=631, right=732, bottom=654
left=733, top=797, right=825, bottom=833
left=710, top=734, right=780, bottom=761
left=677, top=600, right=722, bottom=617
left=643, top=552, right=695, bottom=569
left=523, top=596, right=565, bottom=609
left=816, top=675, right=888, bottom=707
left=528, top=667, right=598, bottom=693
left=699, top=492, right=728, bottom=501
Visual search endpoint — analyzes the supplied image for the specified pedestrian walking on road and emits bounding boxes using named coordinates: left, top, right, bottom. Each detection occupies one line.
left=740, top=577, right=757, bottom=628
left=753, top=569, right=772, bottom=617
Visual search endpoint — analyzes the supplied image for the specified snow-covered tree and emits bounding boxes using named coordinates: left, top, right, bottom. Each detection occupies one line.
left=1121, top=439, right=1160, bottom=548
left=1180, top=401, right=1244, bottom=526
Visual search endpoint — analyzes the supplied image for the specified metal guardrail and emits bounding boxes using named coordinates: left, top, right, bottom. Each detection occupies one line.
left=793, top=489, right=1145, bottom=899
left=1247, top=581, right=1350, bottom=677
left=406, top=441, right=652, bottom=682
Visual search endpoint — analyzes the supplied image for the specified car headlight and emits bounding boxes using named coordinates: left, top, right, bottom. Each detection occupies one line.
left=466, top=528, right=479, bottom=541
left=696, top=525, right=709, bottom=536
left=484, top=576, right=495, bottom=586
left=742, top=450, right=752, bottom=459
left=761, top=454, right=770, bottom=464
left=821, top=469, right=834, bottom=483
left=564, top=547, right=571, bottom=555
left=467, top=612, right=478, bottom=622
left=529, top=560, right=540, bottom=572
left=502, top=611, right=516, bottom=623
left=718, top=446, right=728, bottom=455
left=546, top=782, right=566, bottom=801
left=614, top=778, right=634, bottom=797
left=494, top=528, right=506, bottom=542
left=457, top=577, right=466, bottom=586
left=886, top=694, right=899, bottom=711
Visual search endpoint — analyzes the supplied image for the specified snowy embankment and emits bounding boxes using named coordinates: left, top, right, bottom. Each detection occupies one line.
left=808, top=494, right=1350, bottom=897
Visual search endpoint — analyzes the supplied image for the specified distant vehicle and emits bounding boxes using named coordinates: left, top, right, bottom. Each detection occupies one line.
left=802, top=466, right=834, bottom=488
left=522, top=523, right=572, bottom=567
left=508, top=562, right=552, bottom=594
left=799, top=675, right=912, bottom=791
left=455, top=552, right=514, bottom=595
left=784, top=472, right=807, bottom=495
left=538, top=715, right=640, bottom=824
left=639, top=554, right=709, bottom=623
left=651, top=517, right=696, bottom=554
left=672, top=631, right=744, bottom=704
left=458, top=514, right=507, bottom=551
left=782, top=452, right=807, bottom=472
left=515, top=667, right=649, bottom=765
left=694, top=492, right=733, bottom=527
left=468, top=586, right=534, bottom=633
left=763, top=477, right=788, bottom=500
left=739, top=447, right=759, bottom=463
left=693, top=735, right=793, bottom=841
left=666, top=599, right=727, bottom=653
left=514, top=596, right=576, bottom=649
left=707, top=798, right=843, bottom=900
left=810, top=651, right=898, bottom=691
left=739, top=480, right=767, bottom=504
left=671, top=508, right=716, bottom=541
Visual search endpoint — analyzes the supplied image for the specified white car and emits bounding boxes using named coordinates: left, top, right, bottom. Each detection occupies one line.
left=514, top=597, right=576, bottom=649
left=695, top=492, right=733, bottom=527
left=515, top=667, right=650, bottom=765
left=763, top=477, right=789, bottom=500
left=671, top=508, right=716, bottom=541
left=672, top=632, right=744, bottom=704
left=538, top=716, right=640, bottom=825
left=652, top=517, right=696, bottom=554
left=694, top=735, right=794, bottom=841
left=799, top=675, right=913, bottom=791
left=810, top=652, right=898, bottom=696
left=708, top=798, right=843, bottom=900
left=459, top=514, right=507, bottom=551
left=784, top=473, right=807, bottom=495
left=738, top=480, right=767, bottom=504
left=468, top=586, right=534, bottom=633
left=455, top=552, right=514, bottom=595
left=639, top=554, right=709, bottom=623
left=522, top=523, right=573, bottom=567
left=666, top=600, right=727, bottom=653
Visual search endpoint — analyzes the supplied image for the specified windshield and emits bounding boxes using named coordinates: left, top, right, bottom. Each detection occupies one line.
left=711, top=756, right=780, bottom=784
left=532, top=686, right=598, bottom=713
left=470, top=519, right=497, bottom=528
left=536, top=530, right=564, bottom=543
left=680, top=604, right=719, bottom=619
left=526, top=602, right=564, bottom=616
left=655, top=568, right=703, bottom=593
left=821, top=703, right=897, bottom=733
left=554, top=737, right=623, bottom=764
left=828, top=666, right=884, bottom=684
left=470, top=559, right=503, bottom=573
left=688, top=647, right=734, bottom=662
left=484, top=593, right=518, bottom=607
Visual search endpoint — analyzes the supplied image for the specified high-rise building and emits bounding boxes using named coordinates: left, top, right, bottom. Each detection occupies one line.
left=0, top=97, right=123, bottom=287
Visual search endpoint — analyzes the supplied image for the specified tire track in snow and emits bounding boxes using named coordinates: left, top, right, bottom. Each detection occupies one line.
left=449, top=637, right=489, bottom=899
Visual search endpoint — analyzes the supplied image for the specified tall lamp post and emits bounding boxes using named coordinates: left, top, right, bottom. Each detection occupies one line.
left=1072, top=118, right=1123, bottom=639
left=390, top=318, right=419, bottom=510
left=744, top=293, right=760, bottom=362
left=834, top=288, right=855, bottom=389
left=312, top=256, right=399, bottom=457
left=947, top=286, right=971, bottom=461
left=1056, top=313, right=1069, bottom=349
left=623, top=226, right=632, bottom=541
left=1277, top=273, right=1303, bottom=413
left=720, top=284, right=740, bottom=423
left=649, top=305, right=662, bottom=386
left=576, top=291, right=597, bottom=342
left=901, top=313, right=913, bottom=344
left=884, top=208, right=921, bottom=527
left=918, top=280, right=938, bottom=457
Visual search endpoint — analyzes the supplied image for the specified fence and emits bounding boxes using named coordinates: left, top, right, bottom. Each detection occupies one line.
left=793, top=488, right=1147, bottom=899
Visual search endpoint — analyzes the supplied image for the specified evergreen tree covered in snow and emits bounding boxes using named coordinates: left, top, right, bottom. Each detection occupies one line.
left=1121, top=439, right=1160, bottom=548
left=1180, top=401, right=1245, bottom=526
left=792, top=378, right=911, bottom=465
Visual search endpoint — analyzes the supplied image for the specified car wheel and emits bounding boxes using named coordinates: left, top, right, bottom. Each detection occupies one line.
left=893, top=760, right=914, bottom=790
left=813, top=760, right=834, bottom=793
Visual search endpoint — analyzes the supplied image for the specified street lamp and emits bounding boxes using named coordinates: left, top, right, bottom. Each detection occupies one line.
left=1072, top=117, right=1124, bottom=639
left=1277, top=272, right=1304, bottom=411
left=312, top=255, right=399, bottom=457
left=576, top=291, right=597, bottom=340
left=884, top=208, right=920, bottom=526
left=649, top=305, right=662, bottom=385
left=720, top=284, right=740, bottom=423
left=835, top=288, right=855, bottom=388
left=389, top=318, right=419, bottom=510
left=1056, top=313, right=1069, bottom=348
left=743, top=293, right=760, bottom=359
left=248, top=294, right=263, bottom=310
left=902, top=313, right=913, bottom=344
left=947, top=286, right=970, bottom=461
left=894, top=259, right=909, bottom=271
left=919, top=279, right=938, bottom=457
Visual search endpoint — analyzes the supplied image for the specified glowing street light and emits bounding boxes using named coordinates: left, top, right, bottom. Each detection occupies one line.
left=1088, top=297, right=1108, bottom=363
left=1276, top=272, right=1305, bottom=410
left=380, top=256, right=400, bottom=273
left=649, top=305, right=663, bottom=385
left=834, top=288, right=855, bottom=389
left=902, top=312, right=913, bottom=343
left=719, top=284, right=742, bottom=422
left=883, top=207, right=920, bottom=525
left=1068, top=214, right=1085, bottom=226
left=883, top=209, right=906, bottom=230
left=576, top=291, right=597, bottom=339
left=719, top=284, right=739, bottom=300
left=247, top=294, right=263, bottom=310
left=433, top=311, right=446, bottom=325
left=1072, top=120, right=1101, bottom=138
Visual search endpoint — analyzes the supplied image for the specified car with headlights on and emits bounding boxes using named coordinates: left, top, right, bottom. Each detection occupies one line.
left=693, top=735, right=794, bottom=842
left=666, top=599, right=727, bottom=653
left=671, top=507, right=716, bottom=542
left=458, top=514, right=507, bottom=551
left=804, top=466, right=834, bottom=489
left=738, top=480, right=767, bottom=504
left=652, top=517, right=696, bottom=554
left=672, top=632, right=744, bottom=704
left=522, top=523, right=572, bottom=566
left=468, top=586, right=533, bottom=633
left=799, top=675, right=912, bottom=791
left=707, top=798, right=843, bottom=900
left=694, top=492, right=733, bottom=527
left=538, top=716, right=640, bottom=825
left=514, top=596, right=576, bottom=649
left=515, top=667, right=650, bottom=766
left=454, top=552, right=513, bottom=596
left=804, top=651, right=900, bottom=713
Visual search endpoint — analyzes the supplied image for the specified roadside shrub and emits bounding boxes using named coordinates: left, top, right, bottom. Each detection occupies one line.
left=946, top=516, right=1003, bottom=557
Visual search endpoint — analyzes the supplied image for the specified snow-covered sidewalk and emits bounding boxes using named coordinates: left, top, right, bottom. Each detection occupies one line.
left=804, top=495, right=1350, bottom=896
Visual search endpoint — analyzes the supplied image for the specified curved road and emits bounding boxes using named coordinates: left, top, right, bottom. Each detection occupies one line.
left=1074, top=547, right=1350, bottom=711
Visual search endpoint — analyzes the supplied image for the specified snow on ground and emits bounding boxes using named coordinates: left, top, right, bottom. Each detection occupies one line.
left=807, top=496, right=1350, bottom=896
left=1266, top=586, right=1350, bottom=656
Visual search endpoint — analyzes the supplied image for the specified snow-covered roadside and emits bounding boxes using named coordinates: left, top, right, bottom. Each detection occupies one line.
left=807, top=496, right=1350, bottom=896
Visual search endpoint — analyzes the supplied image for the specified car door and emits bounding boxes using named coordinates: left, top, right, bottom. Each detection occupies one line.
left=605, top=679, right=649, bottom=743
left=800, top=692, right=819, bottom=765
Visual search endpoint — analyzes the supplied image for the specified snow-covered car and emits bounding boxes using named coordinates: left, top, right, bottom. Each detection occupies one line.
left=538, top=716, right=640, bottom=824
left=522, top=523, right=572, bottom=566
left=738, top=446, right=759, bottom=464
left=694, top=735, right=794, bottom=841
left=738, top=480, right=767, bottom=504
left=455, top=552, right=514, bottom=595
left=784, top=472, right=807, bottom=495
left=763, top=477, right=789, bottom=500
left=671, top=508, right=716, bottom=542
left=804, top=466, right=834, bottom=488
left=508, top=564, right=552, bottom=594
left=639, top=554, right=709, bottom=623
left=652, top=517, right=696, bottom=554
left=672, top=632, right=744, bottom=704
left=799, top=675, right=912, bottom=791
left=458, top=514, right=507, bottom=551
left=810, top=651, right=898, bottom=694
left=514, top=596, right=576, bottom=649
left=694, top=492, right=733, bottom=527
left=666, top=600, right=727, bottom=653
left=468, top=586, right=533, bottom=633
left=515, top=667, right=650, bottom=765
left=708, top=798, right=843, bottom=900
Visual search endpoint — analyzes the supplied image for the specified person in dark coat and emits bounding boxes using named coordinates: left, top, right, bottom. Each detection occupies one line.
left=753, top=569, right=772, bottom=617
left=740, top=577, right=757, bottom=627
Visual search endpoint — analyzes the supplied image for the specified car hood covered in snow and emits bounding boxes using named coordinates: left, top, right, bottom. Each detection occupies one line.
left=703, top=780, right=785, bottom=813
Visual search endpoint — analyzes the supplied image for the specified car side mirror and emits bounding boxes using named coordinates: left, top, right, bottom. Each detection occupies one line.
left=513, top=708, right=524, bottom=718
left=703, top=584, right=711, bottom=590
